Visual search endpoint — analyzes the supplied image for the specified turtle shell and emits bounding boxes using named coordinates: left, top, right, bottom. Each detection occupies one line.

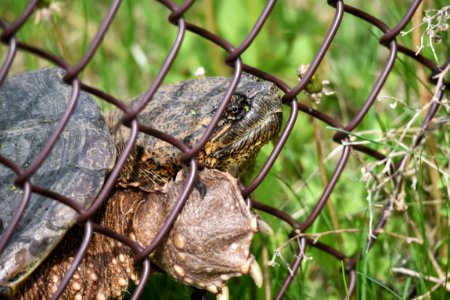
left=0, top=68, right=116, bottom=294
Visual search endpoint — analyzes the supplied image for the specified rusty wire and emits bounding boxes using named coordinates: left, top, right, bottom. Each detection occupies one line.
left=0, top=0, right=449, bottom=299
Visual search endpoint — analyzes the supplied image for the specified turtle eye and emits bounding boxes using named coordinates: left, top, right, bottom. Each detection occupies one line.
left=223, top=94, right=250, bottom=121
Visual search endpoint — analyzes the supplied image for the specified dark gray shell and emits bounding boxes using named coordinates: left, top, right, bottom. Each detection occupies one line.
left=0, top=68, right=116, bottom=292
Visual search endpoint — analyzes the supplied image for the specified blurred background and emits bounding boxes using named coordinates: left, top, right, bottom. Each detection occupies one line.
left=1, top=0, right=448, bottom=299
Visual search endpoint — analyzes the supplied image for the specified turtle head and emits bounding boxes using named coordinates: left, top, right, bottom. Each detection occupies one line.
left=110, top=74, right=282, bottom=189
left=199, top=74, right=282, bottom=174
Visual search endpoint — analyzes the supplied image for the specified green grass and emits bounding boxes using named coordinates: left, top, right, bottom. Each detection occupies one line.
left=1, top=0, right=449, bottom=299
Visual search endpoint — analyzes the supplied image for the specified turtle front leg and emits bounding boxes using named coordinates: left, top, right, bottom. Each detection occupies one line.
left=18, top=169, right=265, bottom=299
left=18, top=226, right=138, bottom=300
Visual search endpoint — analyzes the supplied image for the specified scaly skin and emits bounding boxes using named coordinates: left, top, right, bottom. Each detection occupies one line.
left=4, top=73, right=281, bottom=299
left=109, top=74, right=282, bottom=190
left=19, top=169, right=259, bottom=299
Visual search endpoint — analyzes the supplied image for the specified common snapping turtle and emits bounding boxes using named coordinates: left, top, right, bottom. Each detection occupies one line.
left=0, top=68, right=282, bottom=299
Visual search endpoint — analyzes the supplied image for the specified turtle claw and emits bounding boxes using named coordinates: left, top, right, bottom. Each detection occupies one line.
left=207, top=285, right=219, bottom=294
left=216, top=285, right=229, bottom=300
left=257, top=219, right=274, bottom=236
left=249, top=259, right=263, bottom=288
left=195, top=180, right=207, bottom=199
left=183, top=165, right=207, bottom=199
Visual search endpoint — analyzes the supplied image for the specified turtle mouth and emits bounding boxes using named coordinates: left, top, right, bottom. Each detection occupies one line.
left=220, top=109, right=282, bottom=149
left=202, top=108, right=283, bottom=173
left=198, top=80, right=283, bottom=173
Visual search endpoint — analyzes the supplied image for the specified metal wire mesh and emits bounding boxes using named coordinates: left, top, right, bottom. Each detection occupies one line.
left=0, top=0, right=448, bottom=299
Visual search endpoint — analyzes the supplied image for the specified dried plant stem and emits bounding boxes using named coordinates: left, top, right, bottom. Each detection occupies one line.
left=312, top=117, right=343, bottom=246
left=50, top=16, right=71, bottom=62
left=202, top=1, right=227, bottom=75
left=411, top=1, right=443, bottom=232
left=261, top=242, right=271, bottom=300
left=392, top=267, right=450, bottom=292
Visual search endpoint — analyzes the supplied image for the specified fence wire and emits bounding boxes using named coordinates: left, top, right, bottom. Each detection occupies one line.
left=0, top=0, right=449, bottom=299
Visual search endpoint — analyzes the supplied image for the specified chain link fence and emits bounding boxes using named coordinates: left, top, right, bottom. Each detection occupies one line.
left=0, top=0, right=449, bottom=299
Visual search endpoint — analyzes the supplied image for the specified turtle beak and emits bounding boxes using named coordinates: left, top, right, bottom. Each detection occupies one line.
left=239, top=256, right=263, bottom=288
left=249, top=259, right=263, bottom=288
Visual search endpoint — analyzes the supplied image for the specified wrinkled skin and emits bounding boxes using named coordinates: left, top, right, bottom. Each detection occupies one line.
left=1, top=70, right=282, bottom=299
left=0, top=68, right=116, bottom=295
left=19, top=169, right=259, bottom=299
left=109, top=74, right=282, bottom=190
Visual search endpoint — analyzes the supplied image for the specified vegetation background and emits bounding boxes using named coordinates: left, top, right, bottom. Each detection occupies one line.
left=0, top=0, right=448, bottom=299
